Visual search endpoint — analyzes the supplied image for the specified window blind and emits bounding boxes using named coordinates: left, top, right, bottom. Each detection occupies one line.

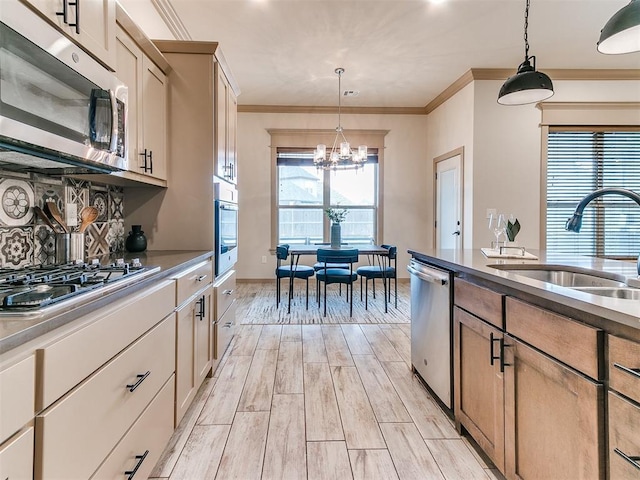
left=276, top=148, right=378, bottom=166
left=546, top=130, right=640, bottom=258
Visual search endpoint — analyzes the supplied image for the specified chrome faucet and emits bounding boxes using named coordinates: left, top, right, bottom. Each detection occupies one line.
left=565, top=187, right=640, bottom=273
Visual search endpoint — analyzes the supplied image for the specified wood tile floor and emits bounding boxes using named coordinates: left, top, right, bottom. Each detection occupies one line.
left=150, top=321, right=503, bottom=479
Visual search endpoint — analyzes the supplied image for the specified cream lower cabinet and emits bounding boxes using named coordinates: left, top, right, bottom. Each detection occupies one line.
left=212, top=269, right=237, bottom=372
left=454, top=278, right=605, bottom=480
left=175, top=286, right=213, bottom=425
left=174, top=260, right=214, bottom=425
left=35, top=317, right=175, bottom=479
left=21, top=0, right=116, bottom=69
left=115, top=11, right=168, bottom=183
left=0, top=427, right=34, bottom=480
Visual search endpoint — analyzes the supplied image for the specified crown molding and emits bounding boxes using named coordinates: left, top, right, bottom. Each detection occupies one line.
left=238, top=69, right=640, bottom=116
left=151, top=0, right=191, bottom=41
left=425, top=68, right=640, bottom=114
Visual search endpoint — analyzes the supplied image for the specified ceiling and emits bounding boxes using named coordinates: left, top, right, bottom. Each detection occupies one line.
left=120, top=0, right=640, bottom=108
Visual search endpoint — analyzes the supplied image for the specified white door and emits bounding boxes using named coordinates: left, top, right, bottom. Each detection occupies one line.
left=435, top=153, right=462, bottom=250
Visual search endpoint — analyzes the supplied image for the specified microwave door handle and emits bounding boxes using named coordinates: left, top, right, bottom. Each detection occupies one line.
left=108, top=90, right=118, bottom=153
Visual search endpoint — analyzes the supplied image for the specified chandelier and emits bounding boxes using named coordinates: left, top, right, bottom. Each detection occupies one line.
left=314, top=68, right=368, bottom=170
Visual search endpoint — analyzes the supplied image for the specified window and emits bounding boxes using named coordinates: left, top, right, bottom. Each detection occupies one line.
left=277, top=149, right=379, bottom=245
left=545, top=129, right=640, bottom=258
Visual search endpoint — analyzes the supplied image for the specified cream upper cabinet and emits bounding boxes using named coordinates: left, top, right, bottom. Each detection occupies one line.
left=215, top=67, right=237, bottom=183
left=115, top=24, right=167, bottom=182
left=21, top=0, right=116, bottom=69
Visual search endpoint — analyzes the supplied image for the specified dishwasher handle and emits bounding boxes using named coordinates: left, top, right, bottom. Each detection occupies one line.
left=407, top=263, right=449, bottom=285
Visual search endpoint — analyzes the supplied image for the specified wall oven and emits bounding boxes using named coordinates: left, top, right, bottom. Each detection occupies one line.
left=215, top=181, right=238, bottom=276
left=0, top=0, right=127, bottom=173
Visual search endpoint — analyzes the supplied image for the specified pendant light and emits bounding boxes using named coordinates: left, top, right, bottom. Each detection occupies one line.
left=498, top=0, right=554, bottom=106
left=597, top=0, right=640, bottom=54
left=313, top=68, right=368, bottom=170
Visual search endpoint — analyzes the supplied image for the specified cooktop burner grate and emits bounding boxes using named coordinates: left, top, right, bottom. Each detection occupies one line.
left=0, top=259, right=157, bottom=311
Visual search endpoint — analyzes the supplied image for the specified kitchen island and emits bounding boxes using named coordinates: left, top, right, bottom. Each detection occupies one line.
left=409, top=248, right=640, bottom=480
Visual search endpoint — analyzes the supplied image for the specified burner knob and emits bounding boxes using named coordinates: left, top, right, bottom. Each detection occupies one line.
left=115, top=258, right=125, bottom=267
left=131, top=258, right=142, bottom=268
left=91, top=259, right=100, bottom=266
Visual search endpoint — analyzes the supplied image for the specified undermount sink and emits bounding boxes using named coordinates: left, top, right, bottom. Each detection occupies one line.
left=572, top=287, right=640, bottom=300
left=489, top=264, right=628, bottom=288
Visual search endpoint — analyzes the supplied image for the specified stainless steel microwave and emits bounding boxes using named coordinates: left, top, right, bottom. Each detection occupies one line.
left=0, top=0, right=127, bottom=174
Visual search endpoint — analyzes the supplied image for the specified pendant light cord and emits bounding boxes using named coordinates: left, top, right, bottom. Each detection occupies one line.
left=336, top=68, right=343, bottom=132
left=523, top=0, right=530, bottom=59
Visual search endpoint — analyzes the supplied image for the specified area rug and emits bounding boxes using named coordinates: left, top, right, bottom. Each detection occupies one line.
left=236, top=281, right=410, bottom=324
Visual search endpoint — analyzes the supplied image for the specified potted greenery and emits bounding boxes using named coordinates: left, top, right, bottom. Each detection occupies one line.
left=325, top=207, right=348, bottom=248
left=505, top=217, right=521, bottom=244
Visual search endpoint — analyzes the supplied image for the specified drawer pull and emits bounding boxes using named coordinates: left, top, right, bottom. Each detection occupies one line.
left=126, top=371, right=151, bottom=392
left=125, top=450, right=149, bottom=480
left=614, top=362, right=640, bottom=379
left=614, top=448, right=640, bottom=471
left=196, top=274, right=208, bottom=282
left=223, top=289, right=234, bottom=296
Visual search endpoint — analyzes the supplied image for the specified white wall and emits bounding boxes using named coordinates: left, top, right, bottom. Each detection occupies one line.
left=236, top=112, right=428, bottom=279
left=471, top=79, right=640, bottom=250
left=425, top=83, right=475, bottom=249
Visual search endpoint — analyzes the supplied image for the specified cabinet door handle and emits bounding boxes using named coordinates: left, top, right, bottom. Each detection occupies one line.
left=125, top=450, right=149, bottom=480
left=223, top=289, right=234, bottom=296
left=500, top=339, right=512, bottom=373
left=148, top=149, right=153, bottom=174
left=126, top=371, right=150, bottom=392
left=614, top=362, right=640, bottom=379
left=196, top=274, right=208, bottom=282
left=196, top=295, right=206, bottom=320
left=614, top=448, right=640, bottom=471
left=223, top=321, right=233, bottom=328
left=67, top=0, right=79, bottom=34
left=489, top=332, right=501, bottom=366
left=56, top=0, right=68, bottom=24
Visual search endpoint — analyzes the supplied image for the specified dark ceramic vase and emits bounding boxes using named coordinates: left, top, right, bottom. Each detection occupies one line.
left=125, top=225, right=147, bottom=252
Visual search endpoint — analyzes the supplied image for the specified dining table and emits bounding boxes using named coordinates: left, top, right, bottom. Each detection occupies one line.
left=285, top=244, right=391, bottom=314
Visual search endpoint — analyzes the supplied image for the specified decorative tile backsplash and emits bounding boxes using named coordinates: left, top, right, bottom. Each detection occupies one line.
left=0, top=171, right=125, bottom=267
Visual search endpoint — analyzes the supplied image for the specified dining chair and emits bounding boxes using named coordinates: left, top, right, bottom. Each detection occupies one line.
left=356, top=244, right=398, bottom=310
left=275, top=244, right=315, bottom=309
left=315, top=248, right=359, bottom=317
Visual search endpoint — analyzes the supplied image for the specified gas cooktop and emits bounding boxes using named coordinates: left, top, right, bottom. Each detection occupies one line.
left=0, top=259, right=159, bottom=312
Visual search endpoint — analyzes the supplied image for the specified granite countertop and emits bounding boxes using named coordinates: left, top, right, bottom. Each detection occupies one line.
left=408, top=248, right=640, bottom=331
left=0, top=250, right=213, bottom=354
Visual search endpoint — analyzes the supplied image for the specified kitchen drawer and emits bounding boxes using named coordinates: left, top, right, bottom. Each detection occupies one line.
left=214, top=269, right=236, bottom=321
left=0, top=427, right=33, bottom=480
left=454, top=278, right=503, bottom=329
left=90, top=375, right=174, bottom=480
left=175, top=260, right=213, bottom=306
left=0, top=355, right=34, bottom=443
left=37, top=280, right=175, bottom=410
left=35, top=317, right=175, bottom=480
left=506, top=297, right=602, bottom=380
left=609, top=334, right=640, bottom=404
left=216, top=299, right=236, bottom=360
left=608, top=391, right=640, bottom=479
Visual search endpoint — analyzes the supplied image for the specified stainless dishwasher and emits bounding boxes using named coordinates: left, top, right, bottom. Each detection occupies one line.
left=407, top=258, right=452, bottom=409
